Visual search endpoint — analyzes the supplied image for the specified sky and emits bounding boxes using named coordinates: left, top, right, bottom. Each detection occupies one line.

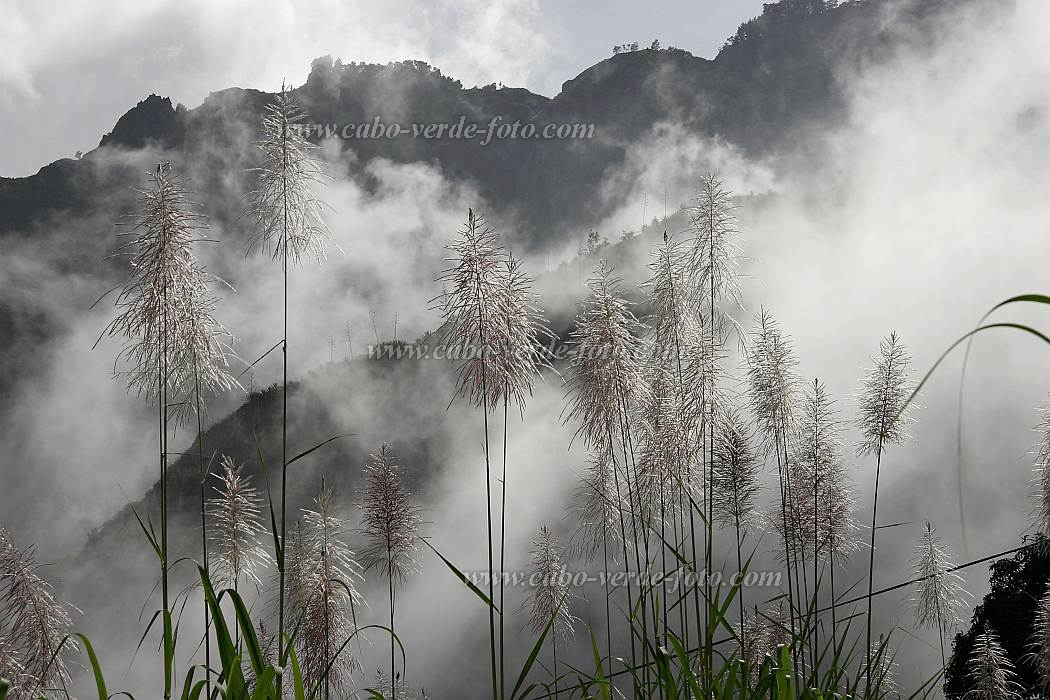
left=0, top=0, right=766, bottom=177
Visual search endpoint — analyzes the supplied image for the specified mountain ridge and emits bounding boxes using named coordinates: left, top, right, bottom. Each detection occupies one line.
left=0, top=0, right=974, bottom=245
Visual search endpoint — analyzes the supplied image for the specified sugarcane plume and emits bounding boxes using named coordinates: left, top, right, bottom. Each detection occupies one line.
left=371, top=669, right=415, bottom=700
left=745, top=308, right=800, bottom=452
left=911, top=522, right=967, bottom=633
left=562, top=261, right=647, bottom=449
left=525, top=526, right=579, bottom=641
left=490, top=252, right=553, bottom=413
left=1030, top=398, right=1050, bottom=539
left=207, top=455, right=272, bottom=588
left=101, top=163, right=239, bottom=419
left=0, top=528, right=77, bottom=699
left=293, top=485, right=365, bottom=695
left=737, top=603, right=789, bottom=685
left=964, top=626, right=1021, bottom=700
left=869, top=636, right=900, bottom=700
left=713, top=406, right=762, bottom=530
left=244, top=85, right=330, bottom=265
left=685, top=173, right=744, bottom=334
left=1029, top=588, right=1050, bottom=692
left=0, top=628, right=25, bottom=697
left=437, top=209, right=512, bottom=409
left=788, top=379, right=858, bottom=561
left=856, top=331, right=915, bottom=457
left=359, top=444, right=422, bottom=582
left=640, top=234, right=710, bottom=497
left=633, top=348, right=694, bottom=522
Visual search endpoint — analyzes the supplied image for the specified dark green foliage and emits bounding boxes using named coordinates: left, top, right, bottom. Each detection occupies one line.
left=945, top=535, right=1050, bottom=698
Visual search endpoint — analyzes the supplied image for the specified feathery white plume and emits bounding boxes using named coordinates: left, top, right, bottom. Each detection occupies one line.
left=1029, top=588, right=1050, bottom=692
left=738, top=606, right=769, bottom=684
left=633, top=349, right=693, bottom=522
left=244, top=85, right=330, bottom=265
left=638, top=235, right=711, bottom=504
left=645, top=233, right=703, bottom=357
left=370, top=669, right=415, bottom=700
left=737, top=603, right=788, bottom=684
left=0, top=619, right=25, bottom=697
left=359, top=444, right=422, bottom=582
left=1029, top=399, right=1050, bottom=539
left=685, top=173, right=744, bottom=333
left=856, top=332, right=914, bottom=457
left=490, top=252, right=552, bottom=412
left=0, top=528, right=77, bottom=699
left=257, top=620, right=278, bottom=670
left=563, top=261, right=647, bottom=449
left=746, top=308, right=800, bottom=452
left=437, top=209, right=511, bottom=410
left=292, top=484, right=365, bottom=696
left=207, top=455, right=272, bottom=588
left=525, top=526, right=578, bottom=641
left=963, top=626, right=1021, bottom=700
left=868, top=636, right=899, bottom=699
left=911, top=522, right=966, bottom=633
left=789, top=380, right=858, bottom=562
left=102, top=163, right=238, bottom=419
left=713, top=406, right=762, bottom=531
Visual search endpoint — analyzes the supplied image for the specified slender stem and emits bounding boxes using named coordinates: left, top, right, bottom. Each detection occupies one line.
left=774, top=427, right=800, bottom=687
left=500, top=397, right=508, bottom=700
left=667, top=261, right=694, bottom=654
left=390, top=549, right=396, bottom=700
left=482, top=384, right=497, bottom=700
left=936, top=603, right=946, bottom=671
left=616, top=394, right=650, bottom=692
left=552, top=631, right=559, bottom=699
left=866, top=445, right=885, bottom=696
left=277, top=106, right=291, bottom=671
left=811, top=392, right=820, bottom=673
left=195, top=365, right=211, bottom=697
left=672, top=488, right=687, bottom=646
left=602, top=521, right=612, bottom=668
left=704, top=246, right=716, bottom=692
left=659, top=477, right=668, bottom=646
left=474, top=236, right=498, bottom=700
left=608, top=428, right=639, bottom=696
left=734, top=512, right=744, bottom=635
left=161, top=273, right=171, bottom=700
left=830, top=497, right=837, bottom=633
left=323, top=542, right=330, bottom=700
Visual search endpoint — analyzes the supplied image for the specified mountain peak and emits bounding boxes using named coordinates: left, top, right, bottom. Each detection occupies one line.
left=98, top=94, right=185, bottom=151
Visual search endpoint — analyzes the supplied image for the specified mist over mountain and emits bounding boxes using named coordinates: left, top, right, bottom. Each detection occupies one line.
left=0, top=0, right=966, bottom=243
left=3, top=0, right=1049, bottom=697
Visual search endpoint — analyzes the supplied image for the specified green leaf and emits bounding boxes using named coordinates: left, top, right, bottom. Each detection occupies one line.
left=250, top=668, right=277, bottom=700
left=286, top=435, right=350, bottom=468
left=226, top=590, right=267, bottom=676
left=74, top=633, right=110, bottom=700
left=588, top=631, right=612, bottom=700
left=419, top=537, right=499, bottom=611
left=510, top=592, right=568, bottom=700
left=289, top=642, right=306, bottom=700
